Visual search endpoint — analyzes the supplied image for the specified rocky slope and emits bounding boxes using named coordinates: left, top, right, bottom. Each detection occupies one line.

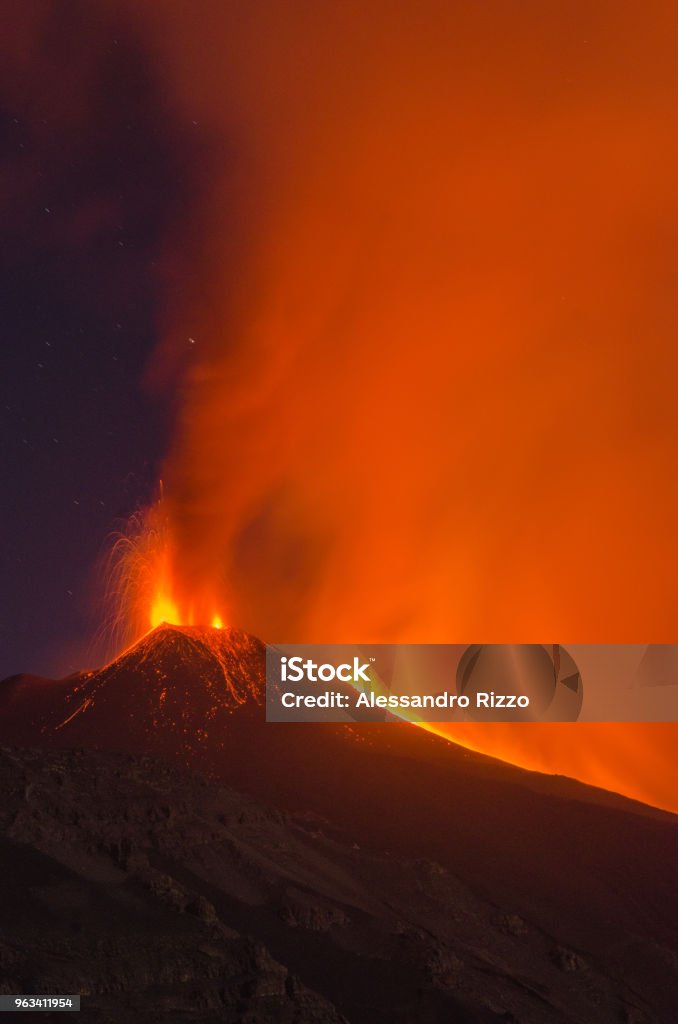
left=0, top=627, right=676, bottom=1022
left=0, top=747, right=676, bottom=1023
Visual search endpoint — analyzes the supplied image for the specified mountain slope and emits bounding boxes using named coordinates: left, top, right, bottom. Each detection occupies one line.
left=1, top=625, right=676, bottom=1022
left=1, top=746, right=674, bottom=1024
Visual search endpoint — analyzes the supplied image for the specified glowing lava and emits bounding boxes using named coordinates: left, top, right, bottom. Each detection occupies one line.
left=149, top=543, right=181, bottom=629
left=150, top=592, right=181, bottom=630
left=104, top=490, right=226, bottom=649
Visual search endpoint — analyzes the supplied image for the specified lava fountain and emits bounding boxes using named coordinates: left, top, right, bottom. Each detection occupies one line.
left=103, top=488, right=226, bottom=651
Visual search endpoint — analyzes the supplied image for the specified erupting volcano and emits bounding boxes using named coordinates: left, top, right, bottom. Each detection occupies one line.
left=1, top=623, right=263, bottom=763
left=80, top=0, right=678, bottom=818
left=4, top=1, right=678, bottom=1020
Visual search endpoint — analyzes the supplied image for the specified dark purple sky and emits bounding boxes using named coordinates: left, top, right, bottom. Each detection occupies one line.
left=0, top=3, right=202, bottom=678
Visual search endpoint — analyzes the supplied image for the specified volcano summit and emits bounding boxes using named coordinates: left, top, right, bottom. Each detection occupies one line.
left=0, top=624, right=265, bottom=760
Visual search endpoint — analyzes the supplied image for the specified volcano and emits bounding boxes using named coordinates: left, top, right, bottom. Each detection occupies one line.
left=0, top=624, right=265, bottom=760
left=0, top=625, right=677, bottom=1022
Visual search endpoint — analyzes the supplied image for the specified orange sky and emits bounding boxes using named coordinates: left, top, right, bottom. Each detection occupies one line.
left=121, top=1, right=678, bottom=812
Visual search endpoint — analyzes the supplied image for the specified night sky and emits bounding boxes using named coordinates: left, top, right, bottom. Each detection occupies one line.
left=1, top=4, right=200, bottom=677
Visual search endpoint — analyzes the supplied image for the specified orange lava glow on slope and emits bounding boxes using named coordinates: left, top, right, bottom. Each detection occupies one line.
left=429, top=722, right=678, bottom=815
left=112, top=1, right=678, bottom=813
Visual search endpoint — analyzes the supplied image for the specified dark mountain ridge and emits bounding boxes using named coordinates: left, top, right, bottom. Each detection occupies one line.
left=0, top=624, right=676, bottom=1022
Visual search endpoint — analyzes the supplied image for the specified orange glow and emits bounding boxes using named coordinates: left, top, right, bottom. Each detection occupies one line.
left=112, top=1, right=678, bottom=813
left=150, top=591, right=180, bottom=630
left=104, top=491, right=225, bottom=647
left=428, top=722, right=678, bottom=815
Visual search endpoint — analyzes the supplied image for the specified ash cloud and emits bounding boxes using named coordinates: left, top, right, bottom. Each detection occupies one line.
left=115, top=2, right=678, bottom=809
left=133, top=2, right=678, bottom=641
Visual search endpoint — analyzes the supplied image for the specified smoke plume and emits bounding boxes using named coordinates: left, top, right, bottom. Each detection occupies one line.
left=124, top=1, right=678, bottom=810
